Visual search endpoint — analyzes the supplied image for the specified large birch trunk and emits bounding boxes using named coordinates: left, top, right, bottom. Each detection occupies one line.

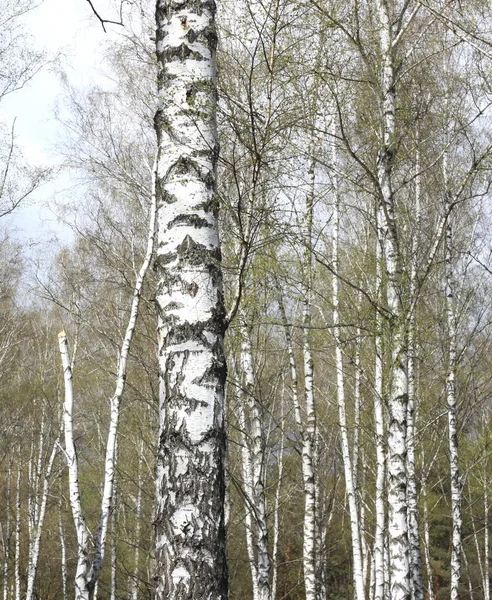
left=154, top=0, right=228, bottom=596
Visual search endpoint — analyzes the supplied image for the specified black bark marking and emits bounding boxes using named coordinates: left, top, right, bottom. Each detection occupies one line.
left=168, top=213, right=212, bottom=229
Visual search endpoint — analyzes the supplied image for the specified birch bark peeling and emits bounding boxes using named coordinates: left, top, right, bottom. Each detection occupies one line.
left=154, top=0, right=227, bottom=598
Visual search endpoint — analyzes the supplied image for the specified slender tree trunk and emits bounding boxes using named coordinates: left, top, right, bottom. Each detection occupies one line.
left=59, top=485, right=68, bottom=600
left=58, top=160, right=157, bottom=598
left=407, top=149, right=424, bottom=600
left=59, top=332, right=91, bottom=600
left=462, top=550, right=474, bottom=600
left=14, top=464, right=21, bottom=600
left=277, top=289, right=316, bottom=600
left=131, top=441, right=143, bottom=600
left=237, top=323, right=271, bottom=600
left=444, top=155, right=462, bottom=600
left=3, top=458, right=12, bottom=600
left=110, top=448, right=118, bottom=600
left=236, top=396, right=260, bottom=600
left=90, top=165, right=157, bottom=593
left=25, top=437, right=59, bottom=600
left=484, top=480, right=489, bottom=600
left=374, top=207, right=386, bottom=600
left=300, top=147, right=317, bottom=600
left=375, top=2, right=410, bottom=598
left=154, top=0, right=227, bottom=596
left=331, top=137, right=364, bottom=600
left=421, top=471, right=435, bottom=600
left=271, top=383, right=285, bottom=600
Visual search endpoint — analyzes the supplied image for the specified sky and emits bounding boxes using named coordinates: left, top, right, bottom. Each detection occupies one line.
left=1, top=0, right=122, bottom=247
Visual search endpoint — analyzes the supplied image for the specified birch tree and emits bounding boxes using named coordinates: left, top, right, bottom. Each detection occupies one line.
left=153, top=0, right=228, bottom=597
left=57, top=161, right=156, bottom=599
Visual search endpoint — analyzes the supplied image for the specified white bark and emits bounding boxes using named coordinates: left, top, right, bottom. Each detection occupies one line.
left=25, top=437, right=60, bottom=600
left=484, top=480, right=489, bottom=600
left=331, top=137, right=364, bottom=600
left=90, top=164, right=157, bottom=591
left=270, top=383, right=285, bottom=600
left=59, top=487, right=68, bottom=600
left=110, top=444, right=118, bottom=600
left=421, top=475, right=434, bottom=600
left=58, top=159, right=157, bottom=598
left=407, top=148, right=424, bottom=600
left=375, top=2, right=410, bottom=598
left=242, top=324, right=271, bottom=600
left=444, top=154, right=462, bottom=600
left=278, top=289, right=316, bottom=600
left=301, top=151, right=317, bottom=600
left=14, top=464, right=21, bottom=600
left=59, top=331, right=91, bottom=600
left=236, top=323, right=271, bottom=600
left=237, top=398, right=260, bottom=600
left=154, top=0, right=227, bottom=596
left=374, top=207, right=386, bottom=600
left=2, top=459, right=12, bottom=600
left=131, top=441, right=144, bottom=600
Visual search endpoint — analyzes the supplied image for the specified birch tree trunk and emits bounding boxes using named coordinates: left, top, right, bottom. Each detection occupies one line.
left=374, top=207, right=386, bottom=600
left=270, top=384, right=285, bottom=600
left=444, top=157, right=462, bottom=600
left=58, top=158, right=157, bottom=598
left=89, top=164, right=157, bottom=593
left=59, top=332, right=91, bottom=600
left=301, top=153, right=317, bottom=600
left=484, top=478, right=489, bottom=600
left=131, top=441, right=143, bottom=600
left=375, top=2, right=410, bottom=598
left=25, top=437, right=60, bottom=600
left=59, top=485, right=68, bottom=600
left=407, top=149, right=424, bottom=600
left=421, top=461, right=434, bottom=600
left=235, top=323, right=271, bottom=600
left=236, top=396, right=259, bottom=600
left=154, top=0, right=228, bottom=596
left=14, top=464, right=21, bottom=600
left=331, top=133, right=364, bottom=600
left=278, top=290, right=317, bottom=600
left=2, top=458, right=12, bottom=600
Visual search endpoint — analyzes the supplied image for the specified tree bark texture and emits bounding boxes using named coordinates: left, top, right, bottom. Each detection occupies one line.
left=154, top=0, right=228, bottom=597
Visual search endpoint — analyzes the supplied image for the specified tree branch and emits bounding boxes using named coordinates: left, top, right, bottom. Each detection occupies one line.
left=85, top=0, right=125, bottom=33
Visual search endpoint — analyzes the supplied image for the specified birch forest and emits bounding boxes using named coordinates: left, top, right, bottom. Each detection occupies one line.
left=3, top=0, right=492, bottom=599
